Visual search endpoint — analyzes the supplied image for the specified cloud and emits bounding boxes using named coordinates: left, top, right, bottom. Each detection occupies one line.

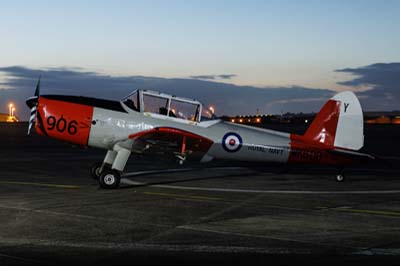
left=0, top=66, right=336, bottom=120
left=336, top=63, right=400, bottom=88
left=190, top=74, right=237, bottom=80
left=336, top=63, right=400, bottom=110
left=266, top=97, right=329, bottom=107
left=1, top=64, right=399, bottom=121
left=218, top=74, right=237, bottom=80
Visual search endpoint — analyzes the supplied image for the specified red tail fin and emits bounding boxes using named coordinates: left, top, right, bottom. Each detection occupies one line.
left=303, top=91, right=364, bottom=150
left=303, top=99, right=340, bottom=148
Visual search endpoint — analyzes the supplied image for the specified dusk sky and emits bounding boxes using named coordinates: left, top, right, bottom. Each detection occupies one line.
left=1, top=0, right=399, bottom=118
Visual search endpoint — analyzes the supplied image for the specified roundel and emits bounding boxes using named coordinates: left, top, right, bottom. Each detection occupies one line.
left=222, top=132, right=243, bottom=152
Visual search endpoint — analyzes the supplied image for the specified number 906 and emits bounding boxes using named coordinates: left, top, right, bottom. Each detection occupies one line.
left=47, top=115, right=78, bottom=135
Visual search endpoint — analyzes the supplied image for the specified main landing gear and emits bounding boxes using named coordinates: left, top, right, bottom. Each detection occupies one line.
left=174, top=135, right=190, bottom=165
left=91, top=144, right=131, bottom=189
left=99, top=170, right=121, bottom=189
left=90, top=162, right=105, bottom=180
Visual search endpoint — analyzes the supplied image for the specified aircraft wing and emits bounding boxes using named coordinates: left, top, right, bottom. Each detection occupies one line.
left=128, top=127, right=214, bottom=161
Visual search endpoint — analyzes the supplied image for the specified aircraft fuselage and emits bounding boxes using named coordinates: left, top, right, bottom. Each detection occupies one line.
left=34, top=95, right=354, bottom=166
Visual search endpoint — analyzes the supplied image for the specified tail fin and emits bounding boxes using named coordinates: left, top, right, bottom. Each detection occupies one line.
left=304, top=91, right=364, bottom=150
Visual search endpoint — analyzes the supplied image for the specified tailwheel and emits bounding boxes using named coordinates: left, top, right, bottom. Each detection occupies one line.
left=336, top=168, right=345, bottom=182
left=98, top=170, right=121, bottom=189
left=90, top=162, right=103, bottom=180
left=336, top=174, right=345, bottom=182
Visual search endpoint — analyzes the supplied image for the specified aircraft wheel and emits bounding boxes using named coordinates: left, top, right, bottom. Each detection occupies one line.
left=90, top=162, right=103, bottom=180
left=336, top=174, right=345, bottom=182
left=99, top=170, right=121, bottom=189
left=175, top=155, right=185, bottom=166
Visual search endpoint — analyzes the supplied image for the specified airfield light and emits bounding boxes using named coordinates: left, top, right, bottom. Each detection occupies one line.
left=239, top=119, right=243, bottom=123
left=256, top=118, right=261, bottom=123
left=231, top=119, right=235, bottom=123
left=8, top=103, right=13, bottom=116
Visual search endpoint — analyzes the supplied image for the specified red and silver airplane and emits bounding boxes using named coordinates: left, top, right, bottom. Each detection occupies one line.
left=26, top=79, right=374, bottom=189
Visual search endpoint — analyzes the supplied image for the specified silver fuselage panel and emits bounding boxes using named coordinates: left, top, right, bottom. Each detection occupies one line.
left=88, top=107, right=291, bottom=163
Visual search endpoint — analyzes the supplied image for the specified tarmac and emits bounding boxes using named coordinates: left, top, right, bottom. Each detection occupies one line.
left=0, top=122, right=400, bottom=265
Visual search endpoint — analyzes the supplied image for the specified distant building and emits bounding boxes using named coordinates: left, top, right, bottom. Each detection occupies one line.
left=365, top=116, right=400, bottom=124
left=0, top=113, right=9, bottom=122
left=364, top=111, right=400, bottom=124
left=223, top=111, right=400, bottom=125
left=0, top=113, right=19, bottom=122
left=222, top=113, right=315, bottom=125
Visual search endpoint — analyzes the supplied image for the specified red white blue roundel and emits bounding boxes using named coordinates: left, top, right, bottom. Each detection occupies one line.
left=222, top=132, right=243, bottom=152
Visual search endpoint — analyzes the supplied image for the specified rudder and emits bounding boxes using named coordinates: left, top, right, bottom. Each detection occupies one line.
left=304, top=91, right=364, bottom=150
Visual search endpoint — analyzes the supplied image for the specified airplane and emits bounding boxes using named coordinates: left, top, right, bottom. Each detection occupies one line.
left=26, top=78, right=374, bottom=189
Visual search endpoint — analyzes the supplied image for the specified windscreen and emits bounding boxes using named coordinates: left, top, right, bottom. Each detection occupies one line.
left=143, top=94, right=169, bottom=115
left=170, top=99, right=199, bottom=121
left=123, top=91, right=139, bottom=112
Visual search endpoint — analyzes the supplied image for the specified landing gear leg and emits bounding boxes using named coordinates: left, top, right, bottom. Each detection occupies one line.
left=175, top=136, right=187, bottom=165
left=98, top=144, right=131, bottom=189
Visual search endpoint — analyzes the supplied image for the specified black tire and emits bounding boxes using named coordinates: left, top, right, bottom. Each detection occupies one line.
left=98, top=170, right=121, bottom=189
left=90, top=162, right=103, bottom=180
left=336, top=174, right=345, bottom=182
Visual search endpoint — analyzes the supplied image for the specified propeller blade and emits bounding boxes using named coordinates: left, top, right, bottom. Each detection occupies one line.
left=27, top=76, right=41, bottom=135
left=27, top=106, right=37, bottom=135
left=34, top=75, right=40, bottom=97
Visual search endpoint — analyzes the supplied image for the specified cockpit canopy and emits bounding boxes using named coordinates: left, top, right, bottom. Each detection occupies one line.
left=122, top=89, right=214, bottom=122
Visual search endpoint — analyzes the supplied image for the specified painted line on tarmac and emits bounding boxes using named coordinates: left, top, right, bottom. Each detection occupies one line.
left=333, top=207, right=400, bottom=217
left=0, top=235, right=399, bottom=256
left=354, top=248, right=400, bottom=256
left=0, top=181, right=80, bottom=189
left=177, top=225, right=349, bottom=250
left=0, top=237, right=316, bottom=255
left=121, top=178, right=400, bottom=195
left=0, top=204, right=169, bottom=228
left=143, top=191, right=223, bottom=201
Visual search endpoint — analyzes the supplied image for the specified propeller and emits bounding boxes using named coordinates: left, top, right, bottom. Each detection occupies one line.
left=26, top=76, right=41, bottom=135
